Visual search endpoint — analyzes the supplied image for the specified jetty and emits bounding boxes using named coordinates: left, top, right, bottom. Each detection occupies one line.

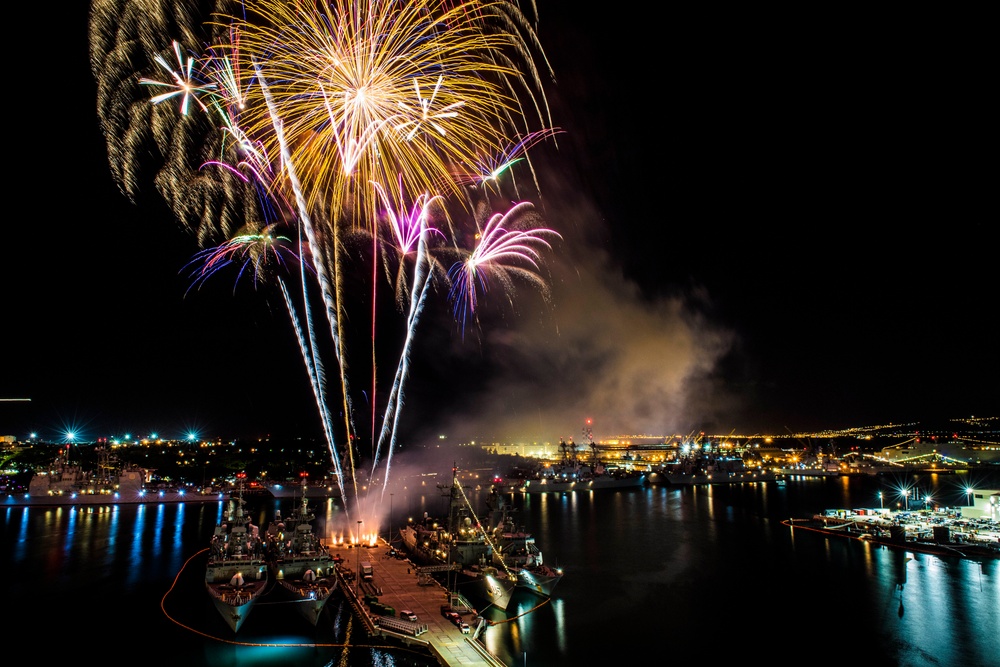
left=333, top=536, right=505, bottom=667
left=786, top=506, right=1000, bottom=559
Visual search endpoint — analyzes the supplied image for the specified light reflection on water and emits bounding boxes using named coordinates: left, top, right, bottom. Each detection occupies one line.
left=3, top=473, right=998, bottom=667
left=467, top=474, right=999, bottom=667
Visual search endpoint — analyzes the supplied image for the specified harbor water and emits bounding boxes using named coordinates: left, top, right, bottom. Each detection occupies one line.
left=5, top=472, right=998, bottom=667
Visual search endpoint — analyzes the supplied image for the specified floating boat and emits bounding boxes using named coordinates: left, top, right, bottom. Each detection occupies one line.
left=205, top=480, right=269, bottom=632
left=399, top=466, right=516, bottom=611
left=265, top=484, right=338, bottom=626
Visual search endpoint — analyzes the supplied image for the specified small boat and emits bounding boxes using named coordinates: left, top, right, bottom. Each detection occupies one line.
left=205, top=478, right=269, bottom=632
left=265, top=483, right=338, bottom=626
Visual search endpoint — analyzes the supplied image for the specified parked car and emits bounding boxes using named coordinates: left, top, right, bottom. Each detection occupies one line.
left=459, top=621, right=470, bottom=634
left=400, top=609, right=418, bottom=622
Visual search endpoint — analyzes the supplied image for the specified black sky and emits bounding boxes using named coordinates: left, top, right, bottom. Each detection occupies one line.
left=2, top=4, right=994, bottom=444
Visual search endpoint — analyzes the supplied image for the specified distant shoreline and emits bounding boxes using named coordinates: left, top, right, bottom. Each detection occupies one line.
left=2, top=492, right=226, bottom=507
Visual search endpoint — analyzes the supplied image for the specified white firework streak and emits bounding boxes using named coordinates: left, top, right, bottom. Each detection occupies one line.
left=395, top=76, right=465, bottom=140
left=139, top=41, right=215, bottom=115
left=321, top=81, right=393, bottom=176
left=369, top=220, right=435, bottom=496
left=257, top=65, right=357, bottom=514
left=278, top=276, right=339, bottom=484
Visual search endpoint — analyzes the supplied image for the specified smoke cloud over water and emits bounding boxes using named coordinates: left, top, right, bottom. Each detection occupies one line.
left=405, top=187, right=740, bottom=446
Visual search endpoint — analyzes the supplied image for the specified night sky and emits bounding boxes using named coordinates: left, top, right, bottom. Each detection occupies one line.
left=3, top=4, right=994, bottom=444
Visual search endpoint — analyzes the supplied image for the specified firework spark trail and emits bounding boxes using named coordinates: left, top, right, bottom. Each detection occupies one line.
left=377, top=246, right=435, bottom=506
left=366, top=180, right=447, bottom=496
left=287, top=225, right=342, bottom=502
left=371, top=178, right=447, bottom=309
left=140, top=40, right=216, bottom=115
left=396, top=75, right=466, bottom=140
left=369, top=216, right=436, bottom=487
left=257, top=65, right=357, bottom=512
left=278, top=277, right=342, bottom=499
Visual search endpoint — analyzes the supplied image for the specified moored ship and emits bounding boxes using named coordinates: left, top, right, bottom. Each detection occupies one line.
left=265, top=484, right=338, bottom=626
left=650, top=455, right=775, bottom=486
left=399, top=466, right=516, bottom=611
left=27, top=446, right=145, bottom=498
left=501, top=465, right=647, bottom=493
left=500, top=432, right=647, bottom=494
left=489, top=491, right=563, bottom=597
left=14, top=446, right=219, bottom=505
left=205, top=480, right=269, bottom=632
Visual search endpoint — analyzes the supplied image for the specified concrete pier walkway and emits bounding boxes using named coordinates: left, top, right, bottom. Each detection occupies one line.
left=333, top=537, right=506, bottom=667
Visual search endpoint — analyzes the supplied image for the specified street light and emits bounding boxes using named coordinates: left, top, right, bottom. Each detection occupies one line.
left=904, top=489, right=910, bottom=511
left=390, top=493, right=394, bottom=544
left=356, top=519, right=363, bottom=594
left=879, top=491, right=883, bottom=509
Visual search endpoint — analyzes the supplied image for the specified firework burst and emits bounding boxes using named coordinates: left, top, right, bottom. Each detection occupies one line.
left=139, top=40, right=217, bottom=115
left=183, top=222, right=301, bottom=294
left=89, top=0, right=562, bottom=520
left=448, top=201, right=561, bottom=335
left=221, top=0, right=553, bottom=226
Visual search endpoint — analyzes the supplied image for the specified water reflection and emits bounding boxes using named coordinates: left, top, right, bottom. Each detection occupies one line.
left=3, top=472, right=997, bottom=666
left=128, top=506, right=145, bottom=587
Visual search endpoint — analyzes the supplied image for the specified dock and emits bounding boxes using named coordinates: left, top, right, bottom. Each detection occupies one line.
left=333, top=537, right=506, bottom=667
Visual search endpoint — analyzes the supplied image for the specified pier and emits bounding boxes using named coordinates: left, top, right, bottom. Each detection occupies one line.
left=333, top=537, right=505, bottom=667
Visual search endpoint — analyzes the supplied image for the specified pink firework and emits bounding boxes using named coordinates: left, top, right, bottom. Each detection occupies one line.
left=372, top=178, right=445, bottom=255
left=448, top=201, right=560, bottom=330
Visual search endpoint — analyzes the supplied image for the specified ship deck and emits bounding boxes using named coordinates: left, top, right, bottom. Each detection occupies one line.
left=332, top=536, right=505, bottom=667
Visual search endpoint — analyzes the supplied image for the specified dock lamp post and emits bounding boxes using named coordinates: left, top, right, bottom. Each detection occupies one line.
left=904, top=489, right=910, bottom=511
left=879, top=491, right=883, bottom=509
left=966, top=487, right=974, bottom=508
left=356, top=520, right=363, bottom=594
